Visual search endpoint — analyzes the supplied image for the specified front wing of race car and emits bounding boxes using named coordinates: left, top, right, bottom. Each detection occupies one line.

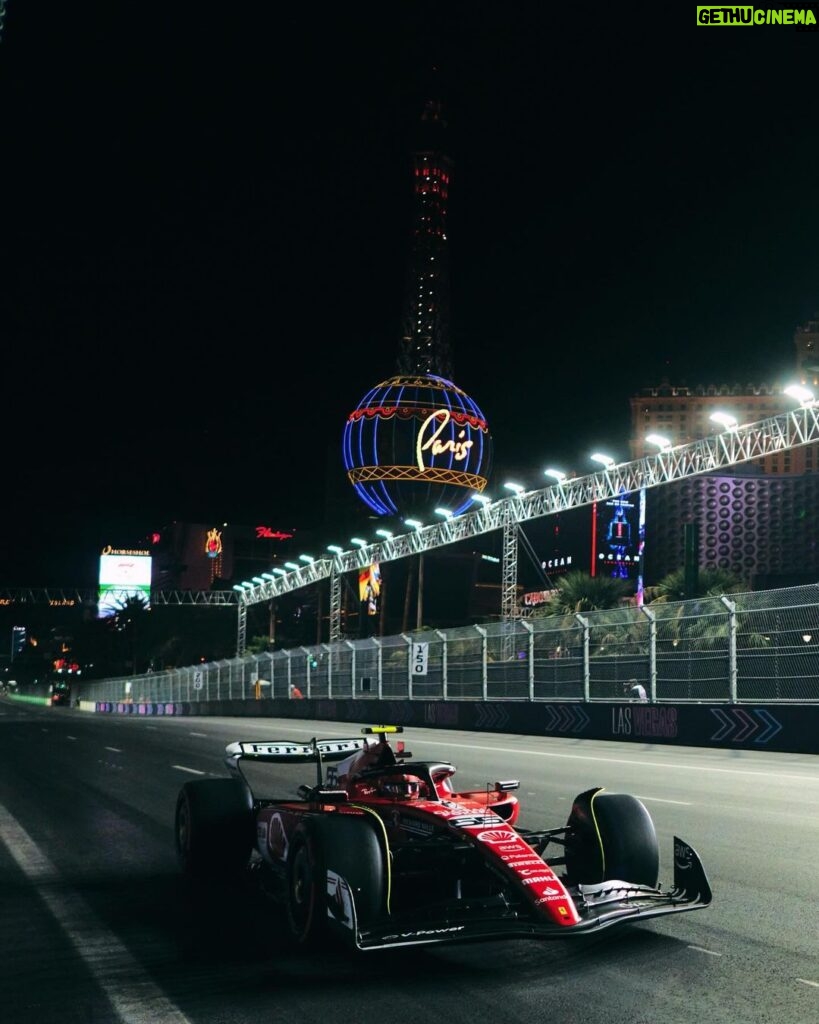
left=330, top=835, right=712, bottom=951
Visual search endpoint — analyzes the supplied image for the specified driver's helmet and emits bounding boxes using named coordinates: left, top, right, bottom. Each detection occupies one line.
left=378, top=774, right=421, bottom=800
left=336, top=737, right=396, bottom=783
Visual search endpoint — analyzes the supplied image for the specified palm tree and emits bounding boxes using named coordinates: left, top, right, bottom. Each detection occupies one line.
left=526, top=574, right=641, bottom=665
left=245, top=634, right=274, bottom=655
left=644, top=567, right=766, bottom=653
left=535, top=571, right=633, bottom=616
left=110, top=595, right=151, bottom=673
left=644, top=567, right=749, bottom=604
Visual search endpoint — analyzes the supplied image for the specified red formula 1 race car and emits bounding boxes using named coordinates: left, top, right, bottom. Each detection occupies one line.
left=174, top=726, right=712, bottom=952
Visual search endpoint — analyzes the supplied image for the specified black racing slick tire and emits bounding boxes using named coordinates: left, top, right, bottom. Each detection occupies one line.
left=564, top=788, right=660, bottom=887
left=175, top=778, right=254, bottom=880
left=286, top=815, right=385, bottom=949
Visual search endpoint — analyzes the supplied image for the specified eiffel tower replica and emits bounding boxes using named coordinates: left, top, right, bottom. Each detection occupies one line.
left=396, top=96, right=454, bottom=379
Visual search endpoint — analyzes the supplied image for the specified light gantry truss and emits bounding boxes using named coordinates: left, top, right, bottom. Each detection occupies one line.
left=227, top=404, right=819, bottom=643
left=148, top=590, right=238, bottom=607
left=0, top=586, right=245, bottom=666
left=0, top=588, right=240, bottom=608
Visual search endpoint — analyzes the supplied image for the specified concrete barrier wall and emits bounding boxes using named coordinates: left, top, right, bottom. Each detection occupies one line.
left=92, top=698, right=819, bottom=755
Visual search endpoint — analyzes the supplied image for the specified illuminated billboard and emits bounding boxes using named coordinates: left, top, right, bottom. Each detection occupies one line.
left=98, top=547, right=152, bottom=617
left=592, top=488, right=645, bottom=585
left=358, top=562, right=382, bottom=616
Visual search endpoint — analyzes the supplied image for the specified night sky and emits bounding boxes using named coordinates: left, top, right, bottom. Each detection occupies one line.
left=3, top=3, right=818, bottom=587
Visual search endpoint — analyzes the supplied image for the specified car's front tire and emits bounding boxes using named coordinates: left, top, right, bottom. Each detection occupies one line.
left=286, top=814, right=385, bottom=948
left=564, top=787, right=659, bottom=887
left=175, top=778, right=254, bottom=880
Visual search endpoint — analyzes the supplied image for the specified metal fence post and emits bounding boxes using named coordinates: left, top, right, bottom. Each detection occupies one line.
left=260, top=651, right=273, bottom=699
left=246, top=655, right=257, bottom=701
left=300, top=647, right=311, bottom=698
left=401, top=634, right=413, bottom=700
left=575, top=614, right=590, bottom=702
left=345, top=640, right=355, bottom=698
left=720, top=595, right=738, bottom=703
left=436, top=629, right=448, bottom=700
left=321, top=644, right=332, bottom=699
left=641, top=605, right=657, bottom=702
left=523, top=620, right=534, bottom=700
left=476, top=625, right=488, bottom=700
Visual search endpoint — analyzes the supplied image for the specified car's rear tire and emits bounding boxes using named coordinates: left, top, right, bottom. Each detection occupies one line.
left=286, top=814, right=385, bottom=948
left=175, top=778, right=254, bottom=880
left=564, top=787, right=659, bottom=887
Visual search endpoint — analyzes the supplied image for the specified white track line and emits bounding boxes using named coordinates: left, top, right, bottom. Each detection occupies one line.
left=0, top=803, right=193, bottom=1024
left=172, top=765, right=206, bottom=775
left=431, top=741, right=819, bottom=783
left=636, top=796, right=692, bottom=805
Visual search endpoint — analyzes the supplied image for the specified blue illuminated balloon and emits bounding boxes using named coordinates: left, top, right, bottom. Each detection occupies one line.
left=342, top=374, right=493, bottom=518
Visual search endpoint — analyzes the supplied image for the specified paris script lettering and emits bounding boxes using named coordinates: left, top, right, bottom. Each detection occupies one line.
left=416, top=410, right=474, bottom=471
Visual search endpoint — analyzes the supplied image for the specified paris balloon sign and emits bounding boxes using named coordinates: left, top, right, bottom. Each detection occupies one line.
left=342, top=374, right=492, bottom=518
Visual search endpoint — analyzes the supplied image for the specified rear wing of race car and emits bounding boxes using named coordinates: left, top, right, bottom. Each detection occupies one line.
left=225, top=737, right=365, bottom=791
left=224, top=726, right=406, bottom=788
left=225, top=736, right=363, bottom=767
left=224, top=726, right=403, bottom=767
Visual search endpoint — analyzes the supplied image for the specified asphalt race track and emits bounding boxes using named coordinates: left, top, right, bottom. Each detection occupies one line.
left=1, top=699, right=817, bottom=1024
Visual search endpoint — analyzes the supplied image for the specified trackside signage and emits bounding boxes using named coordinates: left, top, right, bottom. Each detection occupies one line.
left=94, top=698, right=819, bottom=755
left=411, top=643, right=429, bottom=676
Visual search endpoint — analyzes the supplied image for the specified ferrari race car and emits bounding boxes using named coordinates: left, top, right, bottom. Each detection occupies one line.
left=174, top=726, right=712, bottom=952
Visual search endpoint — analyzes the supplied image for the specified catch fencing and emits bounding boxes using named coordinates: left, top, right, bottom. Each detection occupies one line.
left=74, top=582, right=819, bottom=706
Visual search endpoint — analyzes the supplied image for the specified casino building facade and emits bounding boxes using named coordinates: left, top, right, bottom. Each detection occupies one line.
left=632, top=316, right=819, bottom=588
